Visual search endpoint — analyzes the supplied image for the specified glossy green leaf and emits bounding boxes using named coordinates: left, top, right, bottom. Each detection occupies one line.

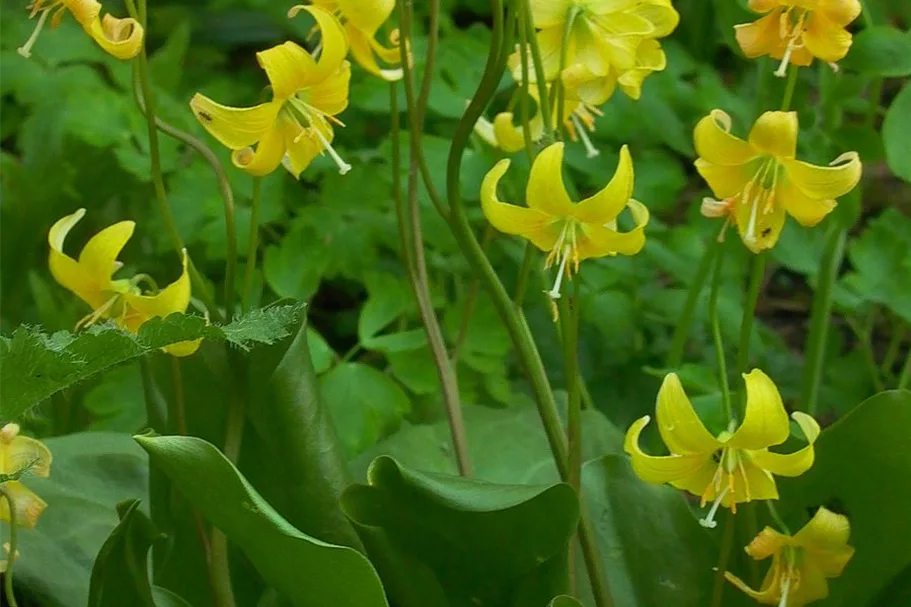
left=548, top=596, right=584, bottom=607
left=778, top=390, right=911, bottom=606
left=576, top=455, right=719, bottom=607
left=151, top=586, right=195, bottom=607
left=135, top=433, right=389, bottom=607
left=341, top=456, right=579, bottom=607
left=87, top=500, right=163, bottom=607
left=883, top=81, right=911, bottom=183
left=842, top=26, right=911, bottom=77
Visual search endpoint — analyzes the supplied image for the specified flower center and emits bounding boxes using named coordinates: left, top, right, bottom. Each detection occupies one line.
left=545, top=220, right=582, bottom=302
left=740, top=158, right=781, bottom=247
left=282, top=94, right=351, bottom=175
left=698, top=444, right=756, bottom=528
left=775, top=7, right=809, bottom=77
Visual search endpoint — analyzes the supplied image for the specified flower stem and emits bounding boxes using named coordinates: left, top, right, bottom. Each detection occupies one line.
left=765, top=500, right=791, bottom=535
left=521, top=0, right=554, bottom=137
left=242, top=178, right=262, bottom=312
left=800, top=225, right=845, bottom=414
left=666, top=240, right=717, bottom=369
left=397, top=1, right=471, bottom=477
left=881, top=319, right=906, bottom=378
left=513, top=242, right=536, bottom=305
left=847, top=313, right=885, bottom=392
left=898, top=349, right=911, bottom=391
left=553, top=7, right=581, bottom=140
left=517, top=3, right=535, bottom=161
left=709, top=241, right=733, bottom=422
left=781, top=67, right=799, bottom=111
left=710, top=510, right=735, bottom=607
left=558, top=281, right=582, bottom=493
left=1, top=488, right=20, bottom=607
left=736, top=253, right=767, bottom=379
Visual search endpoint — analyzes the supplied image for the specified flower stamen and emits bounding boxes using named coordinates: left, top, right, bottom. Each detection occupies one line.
left=546, top=244, right=571, bottom=301
left=699, top=484, right=730, bottom=528
left=17, top=7, right=51, bottom=58
left=571, top=114, right=600, bottom=158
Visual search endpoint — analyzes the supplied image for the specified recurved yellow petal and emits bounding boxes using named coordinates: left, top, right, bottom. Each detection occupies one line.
left=694, top=159, right=756, bottom=199
left=348, top=25, right=402, bottom=81
left=794, top=508, right=855, bottom=575
left=287, top=5, right=349, bottom=81
left=78, top=220, right=135, bottom=285
left=481, top=159, right=559, bottom=251
left=284, top=120, right=331, bottom=179
left=573, top=145, right=634, bottom=224
left=530, top=0, right=575, bottom=28
left=749, top=412, right=820, bottom=477
left=734, top=9, right=784, bottom=59
left=48, top=209, right=109, bottom=309
left=778, top=180, right=837, bottom=227
left=0, top=431, right=52, bottom=479
left=120, top=250, right=191, bottom=330
left=780, top=151, right=862, bottom=200
left=190, top=95, right=280, bottom=151
left=526, top=143, right=575, bottom=216
left=802, top=11, right=853, bottom=61
left=748, top=111, right=798, bottom=159
left=336, top=0, right=395, bottom=36
left=693, top=110, right=757, bottom=166
left=726, top=370, right=790, bottom=450
left=231, top=125, right=288, bottom=177
left=256, top=41, right=319, bottom=99
left=492, top=113, right=529, bottom=153
left=576, top=205, right=647, bottom=258
left=0, top=481, right=47, bottom=529
left=624, top=416, right=712, bottom=483
left=84, top=13, right=143, bottom=59
left=307, top=61, right=352, bottom=116
left=655, top=373, right=720, bottom=455
left=819, top=0, right=862, bottom=26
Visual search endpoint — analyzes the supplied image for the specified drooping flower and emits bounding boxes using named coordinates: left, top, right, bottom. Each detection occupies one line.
left=481, top=142, right=648, bottom=301
left=308, top=0, right=403, bottom=81
left=726, top=507, right=855, bottom=606
left=624, top=370, right=820, bottom=528
left=0, top=543, right=20, bottom=573
left=562, top=37, right=667, bottom=104
left=694, top=109, right=861, bottom=253
left=48, top=208, right=199, bottom=357
left=735, top=0, right=861, bottom=76
left=18, top=0, right=143, bottom=60
left=0, top=423, right=52, bottom=529
left=190, top=6, right=351, bottom=178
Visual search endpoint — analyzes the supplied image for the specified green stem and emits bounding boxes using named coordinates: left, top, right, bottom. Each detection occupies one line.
left=517, top=2, right=535, bottom=162
left=801, top=225, right=846, bottom=414
left=766, top=500, right=791, bottom=535
left=1, top=488, right=20, bottom=607
left=710, top=511, right=735, bottom=607
left=865, top=79, right=883, bottom=128
left=558, top=281, right=582, bottom=493
left=553, top=7, right=581, bottom=139
left=513, top=243, right=536, bottom=305
left=666, top=241, right=717, bottom=369
left=398, top=2, right=471, bottom=476
left=709, top=241, right=733, bottom=422
left=882, top=321, right=907, bottom=378
left=898, top=350, right=911, bottom=391
left=452, top=228, right=493, bottom=366
left=521, top=0, right=553, bottom=137
left=848, top=314, right=885, bottom=392
left=780, top=67, right=799, bottom=111
left=242, top=178, right=263, bottom=312
left=736, top=254, right=767, bottom=379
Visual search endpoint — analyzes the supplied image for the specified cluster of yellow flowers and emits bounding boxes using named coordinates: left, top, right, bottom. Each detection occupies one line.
left=1, top=423, right=53, bottom=570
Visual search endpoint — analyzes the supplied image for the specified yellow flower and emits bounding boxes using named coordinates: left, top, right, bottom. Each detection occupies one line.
left=190, top=6, right=351, bottom=178
left=481, top=142, right=648, bottom=300
left=694, top=109, right=861, bottom=253
left=624, top=370, right=820, bottom=528
left=0, top=423, right=52, bottom=529
left=48, top=208, right=199, bottom=357
left=726, top=507, right=855, bottom=606
left=309, top=0, right=403, bottom=81
left=735, top=0, right=862, bottom=77
left=562, top=37, right=667, bottom=104
left=18, top=0, right=143, bottom=60
left=529, top=0, right=678, bottom=82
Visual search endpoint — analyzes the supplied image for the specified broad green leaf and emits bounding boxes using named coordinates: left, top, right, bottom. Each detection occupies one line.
left=351, top=405, right=624, bottom=484
left=778, top=390, right=911, bottom=606
left=358, top=272, right=413, bottom=344
left=320, top=362, right=411, bottom=458
left=87, top=500, right=162, bottom=607
left=883, top=81, right=911, bottom=183
left=244, top=321, right=363, bottom=549
left=341, top=456, right=579, bottom=607
left=576, top=455, right=719, bottom=607
left=549, top=597, right=584, bottom=607
left=0, top=303, right=305, bottom=421
left=2, top=433, right=148, bottom=607
left=263, top=228, right=330, bottom=301
left=842, top=26, right=911, bottom=77
left=151, top=587, right=194, bottom=607
left=363, top=329, right=428, bottom=354
left=135, top=434, right=390, bottom=607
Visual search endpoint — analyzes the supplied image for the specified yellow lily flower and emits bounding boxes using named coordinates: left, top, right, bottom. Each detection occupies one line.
left=562, top=37, right=667, bottom=104
left=48, top=208, right=199, bottom=357
left=190, top=6, right=351, bottom=178
left=18, top=0, right=143, bottom=60
left=529, top=0, right=678, bottom=81
left=624, top=370, right=820, bottom=528
left=308, top=0, right=403, bottom=81
left=481, top=142, right=648, bottom=300
left=735, top=0, right=862, bottom=77
left=0, top=423, right=52, bottom=529
left=726, top=507, right=855, bottom=606
left=694, top=109, right=861, bottom=253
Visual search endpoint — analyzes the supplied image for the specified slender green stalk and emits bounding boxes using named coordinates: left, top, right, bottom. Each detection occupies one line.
left=452, top=228, right=493, bottom=366
left=558, top=281, right=582, bottom=493
left=242, top=178, right=263, bottom=312
left=801, top=225, right=846, bottom=413
left=397, top=1, right=471, bottom=476
left=709, top=242, right=733, bottom=421
left=521, top=0, right=553, bottom=137
left=710, top=511, right=735, bottom=607
left=444, top=1, right=610, bottom=604
left=882, top=322, right=907, bottom=378
left=513, top=243, right=536, bottom=305
left=766, top=501, right=791, bottom=535
left=553, top=7, right=581, bottom=139
left=517, top=2, right=535, bottom=162
left=736, top=254, right=767, bottom=378
left=209, top=532, right=237, bottom=607
left=898, top=350, right=911, bottom=391
left=666, top=241, right=717, bottom=369
left=848, top=315, right=885, bottom=392
left=1, top=488, right=20, bottom=607
left=780, top=66, right=799, bottom=111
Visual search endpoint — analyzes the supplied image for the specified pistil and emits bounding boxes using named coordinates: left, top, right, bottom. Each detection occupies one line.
left=17, top=6, right=52, bottom=58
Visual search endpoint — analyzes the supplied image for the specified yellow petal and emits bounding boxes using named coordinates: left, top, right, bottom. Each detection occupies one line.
left=634, top=0, right=680, bottom=38
left=802, top=13, right=853, bottom=62
left=779, top=151, right=862, bottom=200
left=480, top=159, right=560, bottom=251
left=725, top=563, right=783, bottom=603
left=654, top=372, right=721, bottom=455
left=749, top=412, right=820, bottom=477
left=530, top=0, right=576, bottom=28
left=733, top=191, right=787, bottom=253
left=348, top=25, right=402, bottom=81
left=576, top=199, right=649, bottom=258
left=231, top=123, right=288, bottom=177
left=190, top=94, right=280, bottom=151
left=287, top=5, right=349, bottom=82
left=64, top=0, right=102, bottom=24
left=794, top=508, right=855, bottom=576
left=83, top=12, right=143, bottom=59
left=573, top=145, right=634, bottom=224
left=336, top=0, right=395, bottom=35
left=563, top=63, right=617, bottom=105
left=777, top=180, right=837, bottom=227
left=791, top=562, right=833, bottom=605
left=78, top=220, right=135, bottom=284
left=695, top=159, right=756, bottom=199
left=536, top=27, right=567, bottom=80
left=256, top=41, right=319, bottom=99
left=736, top=460, right=780, bottom=503
left=747, top=0, right=781, bottom=12
left=693, top=109, right=757, bottom=166
left=492, top=112, right=531, bottom=153
left=306, top=61, right=352, bottom=116
left=818, top=0, right=862, bottom=26
left=726, top=369, right=790, bottom=450
left=0, top=480, right=47, bottom=529
left=623, top=416, right=712, bottom=484
left=748, top=111, right=798, bottom=159
left=120, top=250, right=191, bottom=330
left=734, top=10, right=784, bottom=59
left=283, top=120, right=328, bottom=179
left=0, top=433, right=52, bottom=478
left=526, top=142, right=574, bottom=216
left=745, top=526, right=793, bottom=560
left=48, top=209, right=109, bottom=309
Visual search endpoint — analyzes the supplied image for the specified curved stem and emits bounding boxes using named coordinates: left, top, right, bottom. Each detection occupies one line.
left=898, top=349, right=911, bottom=391
left=736, top=253, right=767, bottom=380
left=242, top=178, right=263, bottom=312
left=521, top=0, right=553, bottom=137
left=780, top=66, right=799, bottom=111
left=1, top=488, right=20, bottom=607
left=709, top=241, right=733, bottom=422
left=666, top=241, right=717, bottom=369
left=553, top=7, right=581, bottom=139
left=800, top=225, right=845, bottom=413
left=765, top=500, right=791, bottom=535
